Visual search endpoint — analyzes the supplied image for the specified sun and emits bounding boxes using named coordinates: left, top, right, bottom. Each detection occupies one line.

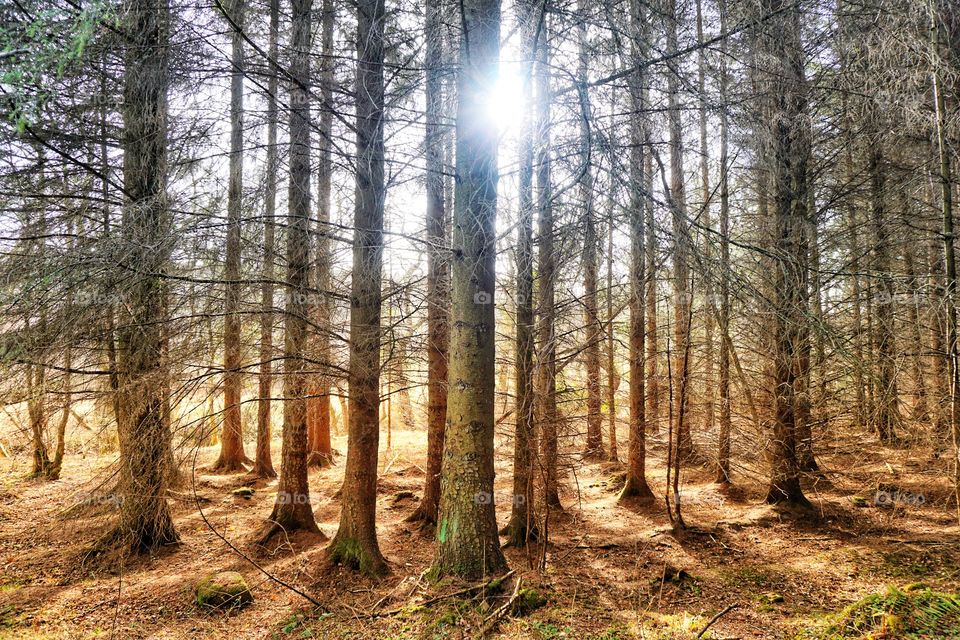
left=485, top=61, right=527, bottom=135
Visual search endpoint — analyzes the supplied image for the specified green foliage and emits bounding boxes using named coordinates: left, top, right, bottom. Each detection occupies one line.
left=798, top=585, right=960, bottom=639
left=0, top=1, right=113, bottom=130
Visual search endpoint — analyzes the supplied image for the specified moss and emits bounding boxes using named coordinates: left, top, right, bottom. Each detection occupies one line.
left=798, top=584, right=960, bottom=639
left=327, top=536, right=386, bottom=577
left=515, top=588, right=547, bottom=616
left=195, top=571, right=253, bottom=610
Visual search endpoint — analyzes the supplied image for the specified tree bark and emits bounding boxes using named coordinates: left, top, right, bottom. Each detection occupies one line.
left=535, top=18, right=562, bottom=511
left=111, top=0, right=178, bottom=552
left=327, top=0, right=388, bottom=576
left=252, top=0, right=280, bottom=480
left=260, top=0, right=322, bottom=541
left=213, top=0, right=250, bottom=472
left=579, top=0, right=602, bottom=461
left=504, top=0, right=539, bottom=547
left=620, top=0, right=654, bottom=503
left=760, top=0, right=810, bottom=508
left=408, top=0, right=448, bottom=526
left=715, top=0, right=731, bottom=486
left=308, top=0, right=336, bottom=468
left=663, top=0, right=693, bottom=462
left=432, top=0, right=508, bottom=579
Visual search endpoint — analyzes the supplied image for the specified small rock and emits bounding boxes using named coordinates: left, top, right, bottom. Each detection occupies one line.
left=758, top=592, right=785, bottom=605
left=195, top=571, right=253, bottom=610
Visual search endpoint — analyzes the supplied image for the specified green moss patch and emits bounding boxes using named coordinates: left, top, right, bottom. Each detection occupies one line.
left=798, top=585, right=960, bottom=639
left=194, top=571, right=253, bottom=610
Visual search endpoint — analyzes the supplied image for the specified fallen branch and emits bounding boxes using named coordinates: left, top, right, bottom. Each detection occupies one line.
left=371, top=570, right=516, bottom=618
left=696, top=603, right=739, bottom=639
left=476, top=576, right=522, bottom=638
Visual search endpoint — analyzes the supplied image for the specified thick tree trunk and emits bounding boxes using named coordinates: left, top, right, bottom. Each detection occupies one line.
left=111, top=0, right=178, bottom=552
left=409, top=0, right=448, bottom=526
left=432, top=0, right=508, bottom=579
left=214, top=0, right=250, bottom=472
left=252, top=0, right=280, bottom=480
left=327, top=0, right=388, bottom=575
left=261, top=0, right=322, bottom=541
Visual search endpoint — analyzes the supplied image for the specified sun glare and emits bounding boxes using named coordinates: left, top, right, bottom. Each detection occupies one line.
left=485, top=63, right=527, bottom=134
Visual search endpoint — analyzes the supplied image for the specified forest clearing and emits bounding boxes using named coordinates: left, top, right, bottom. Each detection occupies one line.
left=1, top=0, right=960, bottom=637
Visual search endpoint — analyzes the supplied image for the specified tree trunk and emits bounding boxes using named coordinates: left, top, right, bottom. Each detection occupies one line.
left=696, top=0, right=715, bottom=442
left=664, top=0, right=693, bottom=462
left=868, top=144, right=898, bottom=444
left=327, top=0, right=388, bottom=576
left=260, top=0, right=322, bottom=541
left=308, top=0, right=336, bottom=468
left=715, top=0, right=731, bottom=486
left=214, top=0, right=250, bottom=472
left=760, top=0, right=810, bottom=508
left=579, top=0, right=602, bottom=461
left=607, top=159, right=619, bottom=462
left=409, top=0, right=448, bottom=526
left=432, top=0, right=508, bottom=579
left=620, top=0, right=654, bottom=503
left=252, top=0, right=280, bottom=480
left=504, top=0, right=539, bottom=546
left=110, top=0, right=178, bottom=552
left=535, top=20, right=562, bottom=511
left=931, top=3, right=960, bottom=513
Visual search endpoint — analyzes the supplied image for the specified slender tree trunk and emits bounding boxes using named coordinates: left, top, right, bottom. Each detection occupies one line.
left=253, top=0, right=280, bottom=479
left=214, top=0, right=250, bottom=472
left=432, top=0, right=508, bottom=579
left=645, top=155, right=659, bottom=440
left=535, top=20, right=562, bottom=510
left=696, top=0, right=715, bottom=442
left=327, top=0, right=388, bottom=575
left=761, top=0, right=810, bottom=507
left=110, top=0, right=178, bottom=552
left=607, top=156, right=619, bottom=462
left=579, top=1, right=602, bottom=460
left=664, top=0, right=693, bottom=461
left=260, top=0, right=322, bottom=542
left=504, top=0, right=538, bottom=545
left=931, top=2, right=960, bottom=514
left=620, top=0, right=654, bottom=502
left=408, top=0, right=447, bottom=522
left=308, top=0, right=336, bottom=468
left=868, top=144, right=898, bottom=443
left=715, top=0, right=731, bottom=486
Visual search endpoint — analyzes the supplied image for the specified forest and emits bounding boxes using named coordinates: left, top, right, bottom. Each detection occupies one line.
left=0, top=0, right=959, bottom=637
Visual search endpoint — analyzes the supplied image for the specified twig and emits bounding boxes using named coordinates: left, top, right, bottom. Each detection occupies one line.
left=476, top=576, right=522, bottom=638
left=696, top=603, right=739, bottom=639
left=371, top=571, right=516, bottom=618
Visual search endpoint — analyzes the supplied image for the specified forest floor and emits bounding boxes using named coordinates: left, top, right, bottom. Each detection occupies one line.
left=1, top=427, right=959, bottom=639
